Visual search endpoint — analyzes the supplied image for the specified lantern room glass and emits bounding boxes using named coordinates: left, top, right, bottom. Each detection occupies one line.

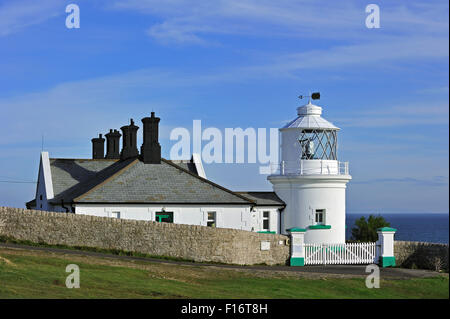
left=298, top=129, right=337, bottom=160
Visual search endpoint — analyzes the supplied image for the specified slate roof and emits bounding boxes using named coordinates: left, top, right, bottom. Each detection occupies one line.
left=49, top=158, right=136, bottom=204
left=26, top=158, right=118, bottom=208
left=235, top=192, right=285, bottom=206
left=50, top=158, right=118, bottom=198
left=169, top=160, right=198, bottom=175
left=47, top=158, right=253, bottom=205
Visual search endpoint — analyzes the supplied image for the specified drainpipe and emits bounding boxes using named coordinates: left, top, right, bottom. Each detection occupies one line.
left=278, top=208, right=284, bottom=235
left=278, top=208, right=281, bottom=235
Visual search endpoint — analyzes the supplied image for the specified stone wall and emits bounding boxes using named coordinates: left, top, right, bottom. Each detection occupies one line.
left=0, top=207, right=290, bottom=266
left=395, top=241, right=449, bottom=272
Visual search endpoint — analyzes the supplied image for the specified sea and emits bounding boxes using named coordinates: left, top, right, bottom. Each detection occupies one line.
left=345, top=213, right=449, bottom=244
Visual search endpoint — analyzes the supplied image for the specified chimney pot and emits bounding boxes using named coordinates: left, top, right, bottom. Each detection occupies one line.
left=91, top=134, right=105, bottom=159
left=105, top=129, right=121, bottom=159
left=141, top=112, right=161, bottom=164
left=120, top=118, right=139, bottom=160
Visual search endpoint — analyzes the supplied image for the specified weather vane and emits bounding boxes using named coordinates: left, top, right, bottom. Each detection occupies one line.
left=298, top=92, right=320, bottom=103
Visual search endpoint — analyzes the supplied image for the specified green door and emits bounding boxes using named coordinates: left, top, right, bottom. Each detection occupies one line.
left=155, top=212, right=173, bottom=223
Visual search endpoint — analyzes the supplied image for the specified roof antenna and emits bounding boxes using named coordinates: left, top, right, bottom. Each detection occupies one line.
left=41, top=134, right=44, bottom=152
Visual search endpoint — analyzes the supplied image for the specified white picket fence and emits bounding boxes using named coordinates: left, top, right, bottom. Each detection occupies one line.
left=304, top=242, right=377, bottom=265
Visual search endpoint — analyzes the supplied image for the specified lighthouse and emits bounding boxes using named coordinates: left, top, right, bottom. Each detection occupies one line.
left=268, top=95, right=351, bottom=244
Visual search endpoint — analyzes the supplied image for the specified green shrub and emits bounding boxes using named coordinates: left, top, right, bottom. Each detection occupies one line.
left=350, top=215, right=390, bottom=242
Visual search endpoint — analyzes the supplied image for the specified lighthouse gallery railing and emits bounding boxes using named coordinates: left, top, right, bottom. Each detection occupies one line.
left=269, top=160, right=349, bottom=176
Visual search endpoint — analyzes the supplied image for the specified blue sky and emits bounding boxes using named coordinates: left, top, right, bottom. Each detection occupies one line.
left=0, top=0, right=448, bottom=214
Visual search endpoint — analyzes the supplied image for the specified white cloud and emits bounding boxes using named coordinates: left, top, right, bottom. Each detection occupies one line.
left=0, top=55, right=447, bottom=149
left=353, top=176, right=448, bottom=187
left=417, top=87, right=449, bottom=95
left=111, top=0, right=448, bottom=44
left=336, top=103, right=449, bottom=128
left=107, top=1, right=450, bottom=80
left=0, top=70, right=189, bottom=147
left=0, top=0, right=63, bottom=36
left=250, top=36, right=449, bottom=77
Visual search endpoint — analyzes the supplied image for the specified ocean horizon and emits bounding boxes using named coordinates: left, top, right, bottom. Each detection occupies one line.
left=346, top=213, right=449, bottom=244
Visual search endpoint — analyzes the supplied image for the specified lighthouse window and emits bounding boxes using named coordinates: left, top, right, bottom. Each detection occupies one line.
left=315, top=209, right=325, bottom=225
left=263, top=211, right=270, bottom=231
left=298, top=129, right=337, bottom=160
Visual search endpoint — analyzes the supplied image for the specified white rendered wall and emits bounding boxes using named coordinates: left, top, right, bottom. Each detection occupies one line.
left=269, top=175, right=350, bottom=243
left=249, top=207, right=281, bottom=233
left=35, top=163, right=48, bottom=210
left=35, top=152, right=54, bottom=211
left=74, top=204, right=254, bottom=231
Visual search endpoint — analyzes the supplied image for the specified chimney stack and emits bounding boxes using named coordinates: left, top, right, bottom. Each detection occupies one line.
left=105, top=129, right=121, bottom=159
left=91, top=134, right=105, bottom=159
left=141, top=112, right=161, bottom=164
left=120, top=119, right=139, bottom=160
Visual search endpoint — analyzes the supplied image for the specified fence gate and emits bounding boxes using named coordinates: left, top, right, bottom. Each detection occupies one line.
left=304, top=242, right=377, bottom=265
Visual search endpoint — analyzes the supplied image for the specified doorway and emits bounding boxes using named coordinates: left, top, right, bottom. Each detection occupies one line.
left=155, top=211, right=174, bottom=223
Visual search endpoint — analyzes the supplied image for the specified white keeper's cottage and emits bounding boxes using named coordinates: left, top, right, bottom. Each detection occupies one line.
left=26, top=99, right=351, bottom=243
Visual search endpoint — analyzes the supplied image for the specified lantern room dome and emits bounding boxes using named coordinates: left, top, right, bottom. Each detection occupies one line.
left=282, top=100, right=339, bottom=130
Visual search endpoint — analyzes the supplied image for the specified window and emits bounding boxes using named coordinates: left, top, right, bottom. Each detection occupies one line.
left=39, top=195, right=43, bottom=200
left=207, top=212, right=216, bottom=227
left=262, top=211, right=270, bottom=231
left=111, top=211, right=120, bottom=219
left=315, top=209, right=325, bottom=225
left=155, top=211, right=173, bottom=223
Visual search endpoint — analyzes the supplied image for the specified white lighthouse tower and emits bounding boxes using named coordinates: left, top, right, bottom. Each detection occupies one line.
left=268, top=95, right=351, bottom=244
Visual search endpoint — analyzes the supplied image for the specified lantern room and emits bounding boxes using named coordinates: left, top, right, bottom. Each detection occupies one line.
left=277, top=98, right=347, bottom=175
left=295, top=102, right=338, bottom=161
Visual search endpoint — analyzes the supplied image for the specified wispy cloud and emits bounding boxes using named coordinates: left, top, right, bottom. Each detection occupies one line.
left=417, top=87, right=449, bottom=95
left=244, top=35, right=448, bottom=79
left=0, top=69, right=189, bottom=146
left=111, top=0, right=448, bottom=44
left=109, top=0, right=449, bottom=81
left=336, top=103, right=449, bottom=128
left=0, top=0, right=63, bottom=36
left=353, top=176, right=448, bottom=187
left=0, top=55, right=447, bottom=149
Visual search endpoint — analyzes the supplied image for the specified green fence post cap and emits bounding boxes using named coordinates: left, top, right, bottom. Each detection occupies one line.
left=377, top=227, right=397, bottom=232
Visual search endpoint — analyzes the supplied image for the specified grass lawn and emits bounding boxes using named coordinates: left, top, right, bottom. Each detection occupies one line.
left=0, top=247, right=448, bottom=299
